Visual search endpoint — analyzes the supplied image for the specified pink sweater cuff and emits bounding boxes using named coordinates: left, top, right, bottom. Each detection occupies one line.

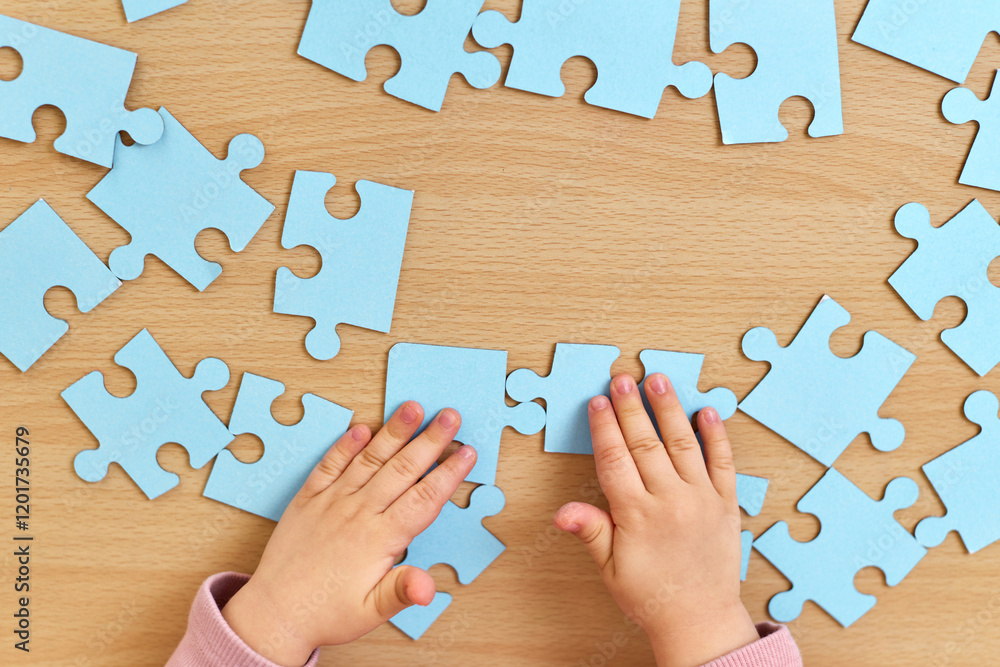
left=167, top=572, right=320, bottom=667
left=703, top=623, right=802, bottom=667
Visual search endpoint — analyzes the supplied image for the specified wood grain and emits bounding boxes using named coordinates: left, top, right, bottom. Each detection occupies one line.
left=2, top=0, right=1000, bottom=664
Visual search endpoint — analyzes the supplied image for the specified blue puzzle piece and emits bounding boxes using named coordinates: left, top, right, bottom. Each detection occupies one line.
left=740, top=531, right=753, bottom=582
left=754, top=469, right=926, bottom=627
left=889, top=200, right=1000, bottom=376
left=88, top=107, right=274, bottom=292
left=385, top=343, right=544, bottom=486
left=943, top=74, right=1000, bottom=193
left=853, top=0, right=1000, bottom=84
left=298, top=0, right=500, bottom=111
left=640, top=349, right=737, bottom=428
left=390, top=592, right=453, bottom=640
left=274, top=171, right=412, bottom=361
left=709, top=0, right=843, bottom=144
left=398, top=484, right=506, bottom=584
left=0, top=14, right=163, bottom=166
left=917, top=391, right=1000, bottom=553
left=123, top=0, right=188, bottom=22
left=63, top=329, right=233, bottom=500
left=737, top=473, right=769, bottom=582
left=471, top=1, right=711, bottom=118
left=740, top=296, right=915, bottom=466
left=203, top=372, right=353, bottom=521
left=0, top=200, right=120, bottom=372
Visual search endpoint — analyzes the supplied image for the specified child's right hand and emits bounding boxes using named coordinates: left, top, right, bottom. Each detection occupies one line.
left=554, top=373, right=761, bottom=667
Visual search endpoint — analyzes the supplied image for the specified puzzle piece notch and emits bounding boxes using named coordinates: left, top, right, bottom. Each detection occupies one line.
left=889, top=200, right=1000, bottom=376
left=916, top=391, right=1000, bottom=553
left=0, top=15, right=163, bottom=166
left=853, top=0, right=1000, bottom=84
left=755, top=469, right=926, bottom=627
left=390, top=592, right=453, bottom=640
left=63, top=329, right=233, bottom=499
left=203, top=372, right=354, bottom=521
left=386, top=343, right=544, bottom=486
left=471, top=2, right=712, bottom=118
left=275, top=170, right=413, bottom=360
left=123, top=0, right=189, bottom=22
left=942, top=74, right=1000, bottom=192
left=88, top=107, right=273, bottom=292
left=399, top=484, right=506, bottom=585
left=298, top=0, right=500, bottom=112
left=0, top=200, right=121, bottom=372
left=740, top=296, right=915, bottom=466
left=709, top=0, right=843, bottom=144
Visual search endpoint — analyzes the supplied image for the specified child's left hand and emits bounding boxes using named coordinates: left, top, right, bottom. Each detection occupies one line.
left=220, top=401, right=475, bottom=667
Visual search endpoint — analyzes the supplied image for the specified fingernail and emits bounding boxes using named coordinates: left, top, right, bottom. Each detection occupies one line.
left=589, top=395, right=610, bottom=412
left=648, top=374, right=668, bottom=395
left=456, top=444, right=475, bottom=460
left=614, top=375, right=633, bottom=394
left=350, top=425, right=367, bottom=442
left=439, top=409, right=458, bottom=429
left=702, top=407, right=720, bottom=424
left=400, top=402, right=420, bottom=424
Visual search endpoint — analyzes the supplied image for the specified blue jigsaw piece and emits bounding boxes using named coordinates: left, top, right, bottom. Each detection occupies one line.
left=398, top=484, right=506, bottom=584
left=0, top=200, right=120, bottom=372
left=123, top=0, right=188, bottom=22
left=506, top=343, right=620, bottom=455
left=298, top=0, right=500, bottom=111
left=639, top=349, right=737, bottom=429
left=390, top=592, right=452, bottom=640
left=203, top=372, right=354, bottom=521
left=274, top=170, right=413, bottom=361
left=889, top=200, right=1000, bottom=376
left=385, top=343, right=544, bottom=486
left=737, top=473, right=769, bottom=582
left=471, top=1, right=712, bottom=118
left=740, top=296, right=915, bottom=466
left=62, top=329, right=233, bottom=500
left=853, top=0, right=1000, bottom=84
left=754, top=469, right=926, bottom=627
left=917, top=391, right=1000, bottom=553
left=88, top=107, right=274, bottom=292
left=943, top=74, right=1000, bottom=193
left=709, top=0, right=843, bottom=144
left=740, top=531, right=753, bottom=582
left=0, top=14, right=163, bottom=166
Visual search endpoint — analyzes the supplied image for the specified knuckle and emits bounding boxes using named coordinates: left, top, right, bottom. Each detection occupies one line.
left=357, top=449, right=389, bottom=473
left=596, top=446, right=630, bottom=471
left=387, top=453, right=423, bottom=480
left=664, top=434, right=701, bottom=455
left=628, top=436, right=664, bottom=456
left=410, top=480, right=444, bottom=508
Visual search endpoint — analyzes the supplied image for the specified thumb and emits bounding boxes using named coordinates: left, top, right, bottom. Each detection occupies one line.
left=369, top=565, right=436, bottom=621
left=554, top=502, right=615, bottom=571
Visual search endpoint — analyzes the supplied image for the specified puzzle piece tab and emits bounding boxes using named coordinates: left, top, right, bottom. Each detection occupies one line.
left=385, top=343, right=544, bottom=486
left=943, top=74, right=1000, bottom=193
left=203, top=372, right=353, bottom=521
left=709, top=0, right=843, bottom=144
left=0, top=200, right=120, bottom=372
left=0, top=14, right=163, bottom=166
left=88, top=107, right=274, bottom=291
left=398, top=484, right=506, bottom=585
left=889, top=200, right=1000, bottom=376
left=298, top=0, right=500, bottom=111
left=740, top=296, right=915, bottom=466
left=123, top=0, right=188, bottom=22
left=63, top=329, right=233, bottom=499
left=275, top=171, right=412, bottom=361
left=754, top=468, right=926, bottom=626
left=391, top=591, right=452, bottom=640
left=853, top=0, right=1000, bottom=84
left=917, top=391, right=1000, bottom=553
left=472, top=1, right=711, bottom=118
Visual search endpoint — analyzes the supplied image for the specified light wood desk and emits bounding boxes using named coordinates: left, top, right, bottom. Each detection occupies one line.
left=3, top=1, right=999, bottom=664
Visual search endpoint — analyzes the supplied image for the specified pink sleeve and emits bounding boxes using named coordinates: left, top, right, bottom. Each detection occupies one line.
left=703, top=623, right=803, bottom=667
left=166, top=572, right=320, bottom=667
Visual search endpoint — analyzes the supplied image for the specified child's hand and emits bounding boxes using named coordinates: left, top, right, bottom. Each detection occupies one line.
left=221, top=402, right=475, bottom=667
left=554, top=374, right=760, bottom=667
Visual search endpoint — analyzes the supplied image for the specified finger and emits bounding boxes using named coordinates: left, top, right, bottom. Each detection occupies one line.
left=385, top=444, right=476, bottom=533
left=698, top=407, right=738, bottom=503
left=297, top=425, right=372, bottom=499
left=364, top=409, right=463, bottom=510
left=367, top=565, right=436, bottom=621
left=644, top=373, right=710, bottom=484
left=609, top=374, right=675, bottom=490
left=338, top=401, right=424, bottom=493
left=588, top=394, right=645, bottom=507
left=554, top=502, right=615, bottom=573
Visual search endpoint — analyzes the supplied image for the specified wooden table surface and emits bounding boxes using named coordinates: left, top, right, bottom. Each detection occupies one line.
left=4, top=1, right=1000, bottom=664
